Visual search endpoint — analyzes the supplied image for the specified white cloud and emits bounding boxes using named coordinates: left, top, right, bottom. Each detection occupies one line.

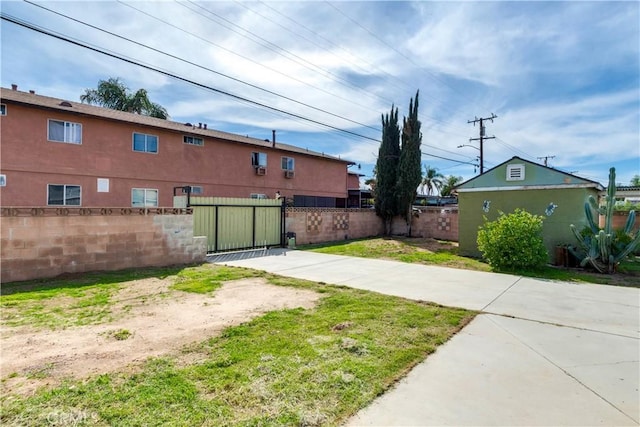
left=2, top=1, right=638, bottom=185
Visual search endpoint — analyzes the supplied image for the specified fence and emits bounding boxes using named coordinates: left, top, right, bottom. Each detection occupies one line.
left=0, top=207, right=206, bottom=283
left=285, top=206, right=458, bottom=245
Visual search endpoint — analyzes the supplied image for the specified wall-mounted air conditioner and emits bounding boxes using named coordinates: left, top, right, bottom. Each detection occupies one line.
left=284, top=170, right=294, bottom=178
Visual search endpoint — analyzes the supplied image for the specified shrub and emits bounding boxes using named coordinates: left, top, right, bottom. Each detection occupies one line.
left=477, top=209, right=548, bottom=270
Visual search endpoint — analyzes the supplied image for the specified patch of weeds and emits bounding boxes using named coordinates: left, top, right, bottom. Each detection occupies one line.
left=170, top=265, right=261, bottom=293
left=107, top=329, right=133, bottom=341
left=25, top=363, right=55, bottom=379
left=304, top=237, right=490, bottom=271
left=1, top=285, right=119, bottom=330
left=3, top=372, right=19, bottom=380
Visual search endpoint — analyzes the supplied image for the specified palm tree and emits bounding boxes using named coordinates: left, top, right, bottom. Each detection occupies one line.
left=440, top=175, right=463, bottom=196
left=80, top=77, right=169, bottom=119
left=420, top=165, right=444, bottom=195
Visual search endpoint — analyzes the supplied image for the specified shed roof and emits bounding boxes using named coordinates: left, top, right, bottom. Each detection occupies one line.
left=0, top=87, right=354, bottom=165
left=455, top=156, right=604, bottom=192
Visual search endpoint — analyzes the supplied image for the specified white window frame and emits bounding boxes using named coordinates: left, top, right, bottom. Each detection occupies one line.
left=252, top=152, right=267, bottom=167
left=47, top=184, right=81, bottom=206
left=506, top=164, right=525, bottom=181
left=0, top=104, right=6, bottom=116
left=132, top=132, right=159, bottom=154
left=0, top=174, right=6, bottom=186
left=250, top=193, right=267, bottom=199
left=281, top=156, right=295, bottom=171
left=132, top=188, right=158, bottom=207
left=183, top=136, right=204, bottom=146
left=48, top=119, right=82, bottom=144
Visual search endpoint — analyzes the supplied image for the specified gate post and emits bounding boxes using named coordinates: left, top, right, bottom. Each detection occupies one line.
left=280, top=201, right=286, bottom=248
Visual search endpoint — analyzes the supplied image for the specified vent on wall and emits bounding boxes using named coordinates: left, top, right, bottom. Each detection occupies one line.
left=256, top=167, right=266, bottom=176
left=506, top=164, right=525, bottom=181
left=284, top=170, right=295, bottom=179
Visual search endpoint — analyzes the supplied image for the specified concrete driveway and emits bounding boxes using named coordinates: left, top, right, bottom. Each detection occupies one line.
left=210, top=249, right=640, bottom=426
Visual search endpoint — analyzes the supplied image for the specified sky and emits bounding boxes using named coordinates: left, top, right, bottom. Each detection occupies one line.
left=1, top=0, right=639, bottom=190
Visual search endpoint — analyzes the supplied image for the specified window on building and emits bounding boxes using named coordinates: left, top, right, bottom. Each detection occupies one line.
left=506, top=164, right=525, bottom=181
left=132, top=188, right=158, bottom=207
left=250, top=193, right=267, bottom=199
left=183, top=136, right=204, bottom=146
left=0, top=174, right=6, bottom=186
left=183, top=186, right=203, bottom=195
left=48, top=184, right=81, bottom=206
left=281, top=156, right=295, bottom=171
left=48, top=119, right=82, bottom=144
left=0, top=104, right=6, bottom=116
left=252, top=152, right=267, bottom=167
left=133, top=133, right=158, bottom=153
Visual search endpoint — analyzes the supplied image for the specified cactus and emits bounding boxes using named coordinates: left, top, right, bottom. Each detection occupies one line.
left=570, top=167, right=640, bottom=273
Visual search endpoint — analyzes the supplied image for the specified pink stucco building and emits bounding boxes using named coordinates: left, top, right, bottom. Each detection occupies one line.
left=0, top=86, right=357, bottom=208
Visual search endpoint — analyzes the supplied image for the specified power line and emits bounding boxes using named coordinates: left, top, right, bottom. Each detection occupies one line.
left=2, top=12, right=481, bottom=168
left=23, top=0, right=382, bottom=134
left=0, top=12, right=381, bottom=142
left=114, top=0, right=383, bottom=122
left=494, top=137, right=537, bottom=161
left=235, top=0, right=482, bottom=134
left=127, top=0, right=475, bottom=139
left=240, top=0, right=411, bottom=95
left=177, top=0, right=398, bottom=109
left=325, top=1, right=486, bottom=114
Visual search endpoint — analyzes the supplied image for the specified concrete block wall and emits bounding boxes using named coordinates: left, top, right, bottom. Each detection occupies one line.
left=1, top=210, right=207, bottom=283
left=599, top=212, right=640, bottom=233
left=285, top=208, right=384, bottom=245
left=285, top=207, right=459, bottom=245
left=391, top=207, right=459, bottom=241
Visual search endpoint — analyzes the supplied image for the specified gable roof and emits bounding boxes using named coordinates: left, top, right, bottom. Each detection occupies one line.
left=455, top=156, right=604, bottom=192
left=0, top=87, right=354, bottom=165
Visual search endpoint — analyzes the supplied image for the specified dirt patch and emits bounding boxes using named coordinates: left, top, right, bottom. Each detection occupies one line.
left=401, top=237, right=459, bottom=252
left=1, top=278, right=321, bottom=396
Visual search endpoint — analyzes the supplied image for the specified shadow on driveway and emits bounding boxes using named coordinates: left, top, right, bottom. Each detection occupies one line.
left=206, top=247, right=288, bottom=263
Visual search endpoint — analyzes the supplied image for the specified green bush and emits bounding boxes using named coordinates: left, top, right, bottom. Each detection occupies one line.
left=614, top=200, right=640, bottom=212
left=477, top=209, right=548, bottom=270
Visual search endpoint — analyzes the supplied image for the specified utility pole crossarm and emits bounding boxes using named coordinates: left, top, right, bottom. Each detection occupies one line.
left=537, top=155, right=555, bottom=167
left=466, top=113, right=497, bottom=174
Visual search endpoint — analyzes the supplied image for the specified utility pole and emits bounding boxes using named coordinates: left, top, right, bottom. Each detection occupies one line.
left=467, top=113, right=497, bottom=174
left=537, top=155, right=555, bottom=167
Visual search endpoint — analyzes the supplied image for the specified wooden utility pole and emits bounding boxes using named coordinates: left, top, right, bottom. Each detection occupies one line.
left=537, top=155, right=555, bottom=167
left=468, top=113, right=497, bottom=174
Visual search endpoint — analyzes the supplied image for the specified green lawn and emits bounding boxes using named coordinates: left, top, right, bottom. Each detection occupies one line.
left=303, top=237, right=640, bottom=287
left=1, top=265, right=474, bottom=426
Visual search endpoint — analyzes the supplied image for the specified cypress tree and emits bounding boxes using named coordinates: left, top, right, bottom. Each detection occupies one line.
left=397, top=91, right=422, bottom=236
left=375, top=105, right=400, bottom=235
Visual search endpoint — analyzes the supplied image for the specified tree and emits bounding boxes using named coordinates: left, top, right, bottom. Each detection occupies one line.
left=631, top=175, right=640, bottom=186
left=397, top=91, right=423, bottom=236
left=364, top=177, right=376, bottom=193
left=421, top=165, right=444, bottom=195
left=440, top=175, right=463, bottom=196
left=374, top=105, right=400, bottom=235
left=80, top=77, right=169, bottom=119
